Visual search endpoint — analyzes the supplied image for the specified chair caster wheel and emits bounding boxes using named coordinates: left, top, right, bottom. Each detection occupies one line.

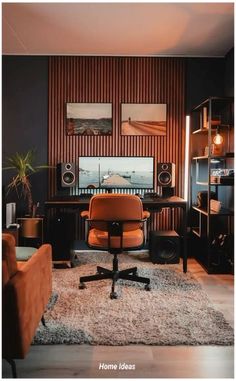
left=110, top=292, right=118, bottom=299
left=79, top=282, right=86, bottom=289
left=145, top=284, right=151, bottom=291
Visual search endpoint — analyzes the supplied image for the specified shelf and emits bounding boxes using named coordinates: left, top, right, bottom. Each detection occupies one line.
left=192, top=228, right=201, bottom=237
left=192, top=206, right=208, bottom=216
left=192, top=96, right=234, bottom=111
left=192, top=155, right=234, bottom=160
left=210, top=182, right=234, bottom=186
left=194, top=181, right=234, bottom=186
left=211, top=154, right=234, bottom=159
left=192, top=205, right=234, bottom=216
left=192, top=156, right=208, bottom=160
left=192, top=128, right=208, bottom=135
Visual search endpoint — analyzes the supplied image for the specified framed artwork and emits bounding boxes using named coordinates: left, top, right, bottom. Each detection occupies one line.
left=66, top=103, right=112, bottom=136
left=121, top=103, right=167, bottom=136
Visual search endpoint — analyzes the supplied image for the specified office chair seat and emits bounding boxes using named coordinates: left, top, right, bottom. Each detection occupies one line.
left=88, top=228, right=143, bottom=249
left=79, top=193, right=151, bottom=299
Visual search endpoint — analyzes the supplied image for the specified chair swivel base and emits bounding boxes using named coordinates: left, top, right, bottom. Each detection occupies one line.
left=79, top=263, right=151, bottom=299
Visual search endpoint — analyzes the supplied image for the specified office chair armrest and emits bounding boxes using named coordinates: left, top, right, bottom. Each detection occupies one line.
left=81, top=210, right=89, bottom=218
left=143, top=211, right=150, bottom=219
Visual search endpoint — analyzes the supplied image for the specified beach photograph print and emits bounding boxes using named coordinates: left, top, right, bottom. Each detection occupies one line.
left=121, top=103, right=167, bottom=136
left=66, top=103, right=112, bottom=136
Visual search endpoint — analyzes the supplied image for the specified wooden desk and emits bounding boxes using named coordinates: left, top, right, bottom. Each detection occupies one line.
left=45, top=196, right=187, bottom=272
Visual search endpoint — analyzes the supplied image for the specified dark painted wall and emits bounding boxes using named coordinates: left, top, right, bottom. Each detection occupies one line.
left=186, top=49, right=234, bottom=113
left=2, top=56, right=48, bottom=216
left=224, top=48, right=234, bottom=97
left=185, top=57, right=225, bottom=113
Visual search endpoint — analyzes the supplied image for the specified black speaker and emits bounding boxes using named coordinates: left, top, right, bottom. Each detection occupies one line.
left=48, top=212, right=76, bottom=261
left=149, top=230, right=180, bottom=264
left=157, top=163, right=175, bottom=188
left=57, top=163, right=76, bottom=189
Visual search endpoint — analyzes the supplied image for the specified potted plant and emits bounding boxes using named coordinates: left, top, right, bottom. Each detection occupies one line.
left=3, top=150, right=51, bottom=217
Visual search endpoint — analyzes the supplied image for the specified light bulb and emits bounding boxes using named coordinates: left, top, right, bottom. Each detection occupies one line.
left=213, top=129, right=223, bottom=145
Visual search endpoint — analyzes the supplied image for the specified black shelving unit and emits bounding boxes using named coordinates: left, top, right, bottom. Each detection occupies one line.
left=190, top=96, right=234, bottom=273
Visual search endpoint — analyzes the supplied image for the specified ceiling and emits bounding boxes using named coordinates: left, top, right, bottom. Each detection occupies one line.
left=2, top=3, right=234, bottom=57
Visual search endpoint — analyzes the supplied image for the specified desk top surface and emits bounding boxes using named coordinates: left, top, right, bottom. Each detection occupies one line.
left=45, top=195, right=186, bottom=207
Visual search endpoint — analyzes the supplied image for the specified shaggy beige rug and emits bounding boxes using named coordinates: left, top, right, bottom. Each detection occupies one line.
left=34, top=251, right=234, bottom=346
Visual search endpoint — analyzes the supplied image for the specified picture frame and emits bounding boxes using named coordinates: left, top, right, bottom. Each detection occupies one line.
left=66, top=103, right=112, bottom=136
left=121, top=103, right=167, bottom=136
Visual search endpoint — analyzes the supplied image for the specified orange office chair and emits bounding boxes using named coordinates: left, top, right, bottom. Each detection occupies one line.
left=79, top=193, right=151, bottom=299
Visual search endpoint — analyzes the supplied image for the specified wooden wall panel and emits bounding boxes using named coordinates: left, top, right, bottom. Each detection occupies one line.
left=48, top=56, right=185, bottom=232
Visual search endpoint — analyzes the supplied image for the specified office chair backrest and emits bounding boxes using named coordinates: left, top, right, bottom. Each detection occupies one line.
left=88, top=193, right=143, bottom=232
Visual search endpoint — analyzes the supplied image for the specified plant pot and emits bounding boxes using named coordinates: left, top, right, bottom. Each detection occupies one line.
left=17, top=217, right=44, bottom=241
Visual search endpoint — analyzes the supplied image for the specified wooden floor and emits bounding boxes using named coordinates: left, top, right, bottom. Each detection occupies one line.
left=2, top=258, right=234, bottom=379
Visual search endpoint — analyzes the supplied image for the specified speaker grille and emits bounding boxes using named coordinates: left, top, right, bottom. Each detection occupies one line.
left=158, top=171, right=172, bottom=186
left=149, top=230, right=180, bottom=264
left=62, top=171, right=75, bottom=185
left=158, top=239, right=178, bottom=261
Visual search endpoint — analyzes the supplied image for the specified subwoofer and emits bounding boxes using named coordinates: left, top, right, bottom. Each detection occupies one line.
left=157, top=163, right=175, bottom=188
left=57, top=163, right=76, bottom=189
left=149, top=230, right=180, bottom=264
left=48, top=212, right=76, bottom=261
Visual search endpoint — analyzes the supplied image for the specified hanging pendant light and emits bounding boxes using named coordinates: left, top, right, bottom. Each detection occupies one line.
left=213, top=126, right=223, bottom=145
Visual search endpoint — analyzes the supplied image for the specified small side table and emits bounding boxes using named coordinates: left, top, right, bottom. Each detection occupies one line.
left=17, top=217, right=44, bottom=247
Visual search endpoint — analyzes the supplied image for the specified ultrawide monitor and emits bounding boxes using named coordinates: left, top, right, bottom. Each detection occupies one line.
left=78, top=156, right=154, bottom=189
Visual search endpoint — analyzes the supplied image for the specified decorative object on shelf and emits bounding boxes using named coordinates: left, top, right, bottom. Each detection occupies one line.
left=121, top=103, right=167, bottom=136
left=210, top=199, right=222, bottom=213
left=202, top=107, right=208, bottom=129
left=204, top=146, right=209, bottom=156
left=210, top=168, right=234, bottom=185
left=204, top=144, right=216, bottom=156
left=3, top=150, right=52, bottom=217
left=66, top=103, right=112, bottom=136
left=196, top=191, right=217, bottom=208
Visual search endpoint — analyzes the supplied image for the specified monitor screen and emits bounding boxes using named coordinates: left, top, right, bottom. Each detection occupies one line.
left=78, top=157, right=154, bottom=189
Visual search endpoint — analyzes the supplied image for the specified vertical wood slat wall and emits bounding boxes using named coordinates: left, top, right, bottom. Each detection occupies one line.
left=48, top=56, right=186, bottom=232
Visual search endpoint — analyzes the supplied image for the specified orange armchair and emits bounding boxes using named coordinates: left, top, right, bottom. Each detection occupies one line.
left=79, top=193, right=151, bottom=299
left=2, top=234, right=52, bottom=377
